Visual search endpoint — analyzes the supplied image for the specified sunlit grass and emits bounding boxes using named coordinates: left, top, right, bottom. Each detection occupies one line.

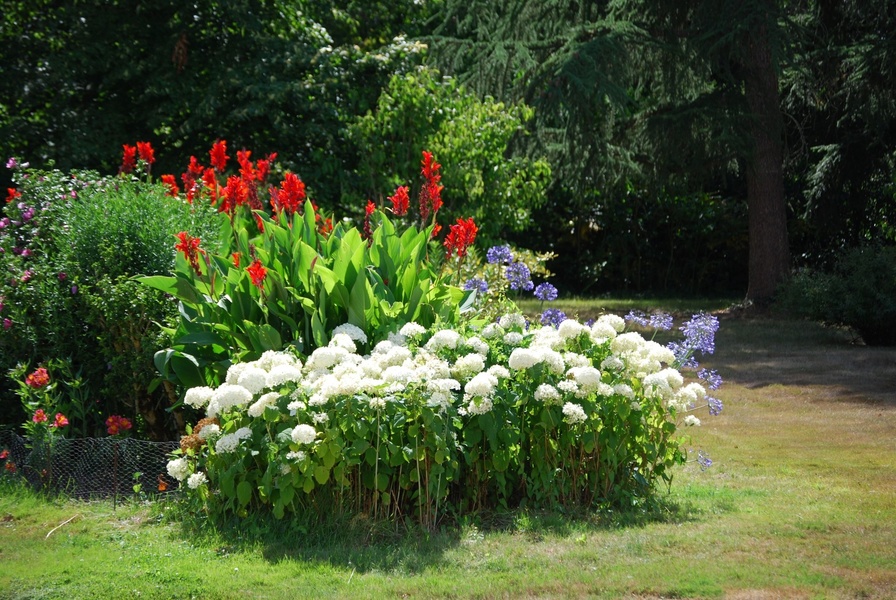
left=2, top=315, right=894, bottom=599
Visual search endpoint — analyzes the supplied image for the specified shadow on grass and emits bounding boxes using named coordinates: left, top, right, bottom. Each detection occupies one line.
left=168, top=493, right=706, bottom=574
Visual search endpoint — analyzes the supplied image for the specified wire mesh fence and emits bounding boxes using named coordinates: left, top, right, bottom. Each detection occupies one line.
left=0, top=428, right=180, bottom=499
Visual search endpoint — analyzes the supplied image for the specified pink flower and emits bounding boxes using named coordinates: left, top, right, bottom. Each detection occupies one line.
left=32, top=409, right=48, bottom=424
left=52, top=413, right=69, bottom=428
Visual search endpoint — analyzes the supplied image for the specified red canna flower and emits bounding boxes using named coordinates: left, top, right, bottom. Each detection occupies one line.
left=362, top=200, right=376, bottom=244
left=430, top=222, right=442, bottom=240
left=231, top=252, right=241, bottom=268
left=181, top=156, right=206, bottom=204
left=388, top=185, right=410, bottom=216
left=32, top=409, right=48, bottom=424
left=270, top=172, right=306, bottom=215
left=161, top=174, right=179, bottom=197
left=444, top=217, right=478, bottom=259
left=26, top=367, right=49, bottom=389
left=175, top=231, right=203, bottom=276
left=237, top=150, right=255, bottom=181
left=255, top=153, right=276, bottom=182
left=136, top=141, right=155, bottom=165
left=52, top=413, right=69, bottom=428
left=247, top=259, right=267, bottom=290
left=202, top=168, right=219, bottom=204
left=219, top=175, right=248, bottom=216
left=121, top=144, right=137, bottom=174
left=419, top=151, right=443, bottom=222
left=6, top=188, right=21, bottom=204
left=210, top=140, right=229, bottom=173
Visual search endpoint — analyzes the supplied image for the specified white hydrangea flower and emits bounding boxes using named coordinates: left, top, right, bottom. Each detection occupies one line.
left=387, top=331, right=408, bottom=346
left=530, top=326, right=562, bottom=349
left=197, top=423, right=220, bottom=440
left=187, top=471, right=208, bottom=489
left=399, top=322, right=427, bottom=337
left=166, top=457, right=190, bottom=482
left=383, top=365, right=416, bottom=384
left=377, top=346, right=412, bottom=368
left=557, top=380, right=579, bottom=395
left=215, top=433, right=241, bottom=453
left=287, top=400, right=306, bottom=414
left=502, top=332, right=524, bottom=346
left=498, top=313, right=526, bottom=329
left=312, top=412, right=329, bottom=424
left=464, top=372, right=498, bottom=398
left=428, top=378, right=461, bottom=393
left=597, top=314, right=625, bottom=333
left=369, top=397, right=387, bottom=410
left=332, top=323, right=367, bottom=344
left=208, top=384, right=253, bottom=417
left=257, top=350, right=301, bottom=371
left=452, top=353, right=486, bottom=379
left=237, top=366, right=268, bottom=395
left=534, top=384, right=561, bottom=404
left=613, top=384, right=635, bottom=399
left=568, top=366, right=603, bottom=392
left=611, top=332, right=646, bottom=354
left=684, top=415, right=701, bottom=427
left=307, top=346, right=348, bottom=370
left=508, top=348, right=541, bottom=370
left=464, top=336, right=490, bottom=356
left=426, top=329, right=461, bottom=351
left=225, top=362, right=249, bottom=385
left=480, top=323, right=504, bottom=339
left=590, top=321, right=618, bottom=343
left=541, top=349, right=566, bottom=375
left=292, top=423, right=317, bottom=444
left=329, top=332, right=357, bottom=353
left=557, top=319, right=586, bottom=340
left=562, top=402, right=588, bottom=425
left=487, top=365, right=510, bottom=379
left=600, top=356, right=625, bottom=372
left=248, top=391, right=280, bottom=418
left=286, top=450, right=307, bottom=462
left=563, top=353, right=590, bottom=368
left=466, top=396, right=494, bottom=415
left=266, top=364, right=303, bottom=388
left=184, top=386, right=214, bottom=409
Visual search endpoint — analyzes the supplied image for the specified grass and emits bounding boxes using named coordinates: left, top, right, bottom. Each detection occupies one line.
left=2, top=311, right=895, bottom=599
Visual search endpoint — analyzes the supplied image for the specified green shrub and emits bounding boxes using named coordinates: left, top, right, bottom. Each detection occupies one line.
left=0, top=164, right=219, bottom=437
left=777, top=245, right=896, bottom=346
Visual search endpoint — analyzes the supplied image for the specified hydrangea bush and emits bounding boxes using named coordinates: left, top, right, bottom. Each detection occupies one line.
left=168, top=311, right=721, bottom=525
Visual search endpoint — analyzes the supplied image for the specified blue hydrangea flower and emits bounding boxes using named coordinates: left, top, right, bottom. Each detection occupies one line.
left=540, top=308, right=567, bottom=327
left=486, top=245, right=514, bottom=265
left=533, top=282, right=558, bottom=301
left=505, top=261, right=534, bottom=291
left=463, top=277, right=489, bottom=294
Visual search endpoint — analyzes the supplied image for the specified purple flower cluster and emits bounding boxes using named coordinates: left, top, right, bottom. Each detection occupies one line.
left=680, top=312, right=719, bottom=355
left=463, top=277, right=489, bottom=294
left=533, top=282, right=558, bottom=301
left=625, top=310, right=673, bottom=331
left=698, top=368, right=723, bottom=390
left=540, top=308, right=567, bottom=327
left=697, top=450, right=713, bottom=470
left=707, top=397, right=724, bottom=416
left=505, top=261, right=533, bottom=291
left=486, top=245, right=513, bottom=265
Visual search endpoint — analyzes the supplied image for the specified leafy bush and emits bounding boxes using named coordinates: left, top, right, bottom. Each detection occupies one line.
left=0, top=159, right=219, bottom=436
left=166, top=312, right=721, bottom=524
left=777, top=245, right=896, bottom=346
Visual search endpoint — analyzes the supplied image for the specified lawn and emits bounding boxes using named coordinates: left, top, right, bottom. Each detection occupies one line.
left=2, top=310, right=894, bottom=599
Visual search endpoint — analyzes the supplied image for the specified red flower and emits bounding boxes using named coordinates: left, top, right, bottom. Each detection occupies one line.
left=270, top=172, right=306, bottom=215
left=175, top=231, right=203, bottom=276
left=210, top=140, right=229, bottom=173
left=6, top=188, right=21, bottom=204
left=181, top=157, right=206, bottom=204
left=232, top=252, right=241, bottom=268
left=444, top=217, right=478, bottom=259
left=161, top=174, right=179, bottom=197
left=32, top=409, right=48, bottom=424
left=219, top=175, right=248, bottom=216
left=430, top=222, right=442, bottom=239
left=202, top=168, right=219, bottom=204
left=255, top=153, right=276, bottom=182
left=247, top=259, right=267, bottom=289
left=362, top=200, right=376, bottom=244
left=419, top=151, right=443, bottom=222
left=52, top=413, right=69, bottom=428
left=121, top=144, right=137, bottom=174
left=0, top=449, right=9, bottom=460
left=105, top=415, right=133, bottom=436
left=388, top=185, right=410, bottom=216
left=136, top=141, right=155, bottom=165
left=237, top=150, right=255, bottom=180
left=26, top=367, right=49, bottom=389
left=4, top=462, right=14, bottom=473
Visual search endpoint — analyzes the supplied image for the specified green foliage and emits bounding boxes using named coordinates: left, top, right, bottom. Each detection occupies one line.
left=777, top=245, right=896, bottom=346
left=349, top=67, right=551, bottom=247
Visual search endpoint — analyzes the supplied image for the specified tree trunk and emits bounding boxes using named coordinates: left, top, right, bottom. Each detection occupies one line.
left=743, top=16, right=790, bottom=302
